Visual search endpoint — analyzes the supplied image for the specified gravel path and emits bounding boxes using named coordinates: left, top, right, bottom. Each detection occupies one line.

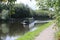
left=35, top=23, right=58, bottom=40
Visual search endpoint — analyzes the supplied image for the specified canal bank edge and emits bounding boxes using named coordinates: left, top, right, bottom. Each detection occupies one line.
left=16, top=21, right=53, bottom=40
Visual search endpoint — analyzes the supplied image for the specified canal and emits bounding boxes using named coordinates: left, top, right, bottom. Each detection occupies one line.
left=0, top=21, right=30, bottom=40
left=0, top=20, right=51, bottom=40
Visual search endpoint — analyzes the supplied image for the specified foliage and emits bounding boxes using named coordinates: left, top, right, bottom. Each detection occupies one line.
left=0, top=4, right=2, bottom=13
left=0, top=0, right=16, bottom=15
left=36, top=0, right=48, bottom=9
left=0, top=0, right=7, bottom=2
left=33, top=9, right=55, bottom=20
left=35, top=0, right=60, bottom=28
left=0, top=3, right=9, bottom=13
left=55, top=31, right=60, bottom=40
left=0, top=3, right=35, bottom=20
left=0, top=0, right=16, bottom=2
left=10, top=3, right=35, bottom=19
left=1, top=10, right=9, bottom=19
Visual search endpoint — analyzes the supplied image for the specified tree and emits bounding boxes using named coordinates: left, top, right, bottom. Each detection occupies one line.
left=36, top=0, right=48, bottom=9
left=0, top=0, right=7, bottom=2
left=10, top=4, right=33, bottom=19
left=0, top=0, right=16, bottom=14
left=0, top=0, right=17, bottom=20
left=35, top=0, right=60, bottom=29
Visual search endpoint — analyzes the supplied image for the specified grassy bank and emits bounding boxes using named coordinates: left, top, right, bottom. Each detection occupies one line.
left=17, top=22, right=53, bottom=40
left=55, top=31, right=60, bottom=40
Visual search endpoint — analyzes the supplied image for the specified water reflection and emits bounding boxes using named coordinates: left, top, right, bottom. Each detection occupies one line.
left=0, top=22, right=29, bottom=40
left=0, top=20, right=46, bottom=40
left=1, top=23, right=9, bottom=33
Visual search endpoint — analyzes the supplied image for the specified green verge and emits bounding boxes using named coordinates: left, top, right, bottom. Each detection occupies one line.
left=55, top=31, right=60, bottom=40
left=17, top=21, right=53, bottom=40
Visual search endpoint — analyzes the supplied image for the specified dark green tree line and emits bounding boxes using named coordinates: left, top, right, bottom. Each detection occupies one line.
left=35, top=0, right=60, bottom=29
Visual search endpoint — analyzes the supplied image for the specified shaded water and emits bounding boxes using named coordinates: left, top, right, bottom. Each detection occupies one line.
left=0, top=22, right=29, bottom=40
left=0, top=20, right=49, bottom=40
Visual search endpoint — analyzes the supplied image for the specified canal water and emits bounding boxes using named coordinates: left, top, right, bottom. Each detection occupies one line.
left=0, top=20, right=48, bottom=40
left=0, top=22, right=30, bottom=40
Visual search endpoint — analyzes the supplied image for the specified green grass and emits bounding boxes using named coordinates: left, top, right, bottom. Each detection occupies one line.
left=17, top=22, right=53, bottom=40
left=55, top=31, right=60, bottom=40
